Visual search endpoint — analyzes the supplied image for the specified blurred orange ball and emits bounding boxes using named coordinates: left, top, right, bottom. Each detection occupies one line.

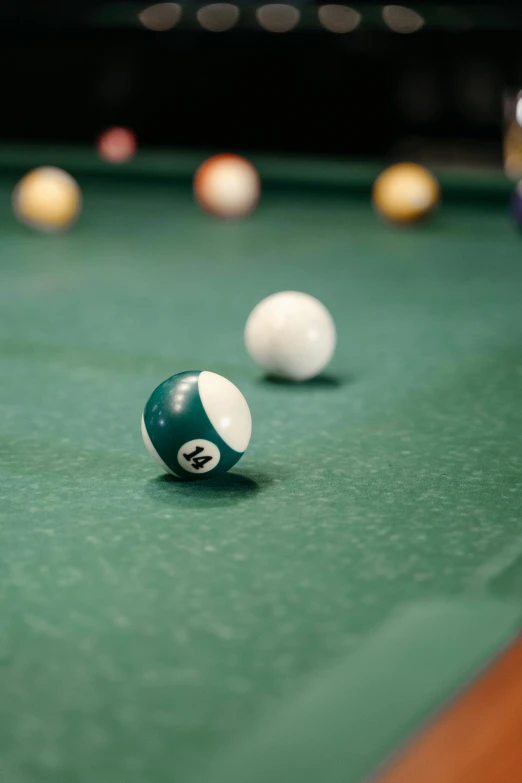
left=194, top=154, right=260, bottom=219
left=97, top=127, right=137, bottom=164
left=372, top=163, right=440, bottom=224
left=13, top=166, right=82, bottom=232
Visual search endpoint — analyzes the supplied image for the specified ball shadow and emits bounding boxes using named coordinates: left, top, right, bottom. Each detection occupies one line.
left=260, top=373, right=349, bottom=389
left=147, top=469, right=273, bottom=508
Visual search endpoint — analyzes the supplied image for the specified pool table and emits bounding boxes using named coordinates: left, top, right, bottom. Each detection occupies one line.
left=1, top=145, right=522, bottom=783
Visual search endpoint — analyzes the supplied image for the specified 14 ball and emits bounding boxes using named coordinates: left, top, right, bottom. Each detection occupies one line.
left=142, top=371, right=252, bottom=480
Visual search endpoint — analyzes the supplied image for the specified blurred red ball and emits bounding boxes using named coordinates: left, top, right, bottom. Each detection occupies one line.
left=97, top=127, right=137, bottom=164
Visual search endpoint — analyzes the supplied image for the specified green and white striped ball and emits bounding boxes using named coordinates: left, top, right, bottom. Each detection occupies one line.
left=142, top=371, right=252, bottom=481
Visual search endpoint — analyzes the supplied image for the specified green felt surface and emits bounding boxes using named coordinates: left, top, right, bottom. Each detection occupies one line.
left=1, top=152, right=522, bottom=783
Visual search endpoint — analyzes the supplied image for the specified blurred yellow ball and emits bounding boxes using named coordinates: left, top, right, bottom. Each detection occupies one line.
left=13, top=166, right=82, bottom=232
left=372, top=163, right=440, bottom=224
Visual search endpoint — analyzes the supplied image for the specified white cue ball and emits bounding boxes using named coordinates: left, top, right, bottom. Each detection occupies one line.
left=13, top=166, right=82, bottom=232
left=245, top=291, right=336, bottom=381
left=194, top=154, right=260, bottom=219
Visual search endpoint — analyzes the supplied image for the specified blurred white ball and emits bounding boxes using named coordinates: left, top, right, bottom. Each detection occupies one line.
left=194, top=154, right=260, bottom=219
left=245, top=291, right=336, bottom=381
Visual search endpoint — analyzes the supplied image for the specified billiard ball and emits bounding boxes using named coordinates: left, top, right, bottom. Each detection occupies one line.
left=511, top=181, right=522, bottom=228
left=13, top=166, right=82, bottom=232
left=142, top=370, right=252, bottom=480
left=194, top=154, right=260, bottom=219
left=245, top=291, right=336, bottom=381
left=372, top=162, right=440, bottom=225
left=97, top=126, right=137, bottom=164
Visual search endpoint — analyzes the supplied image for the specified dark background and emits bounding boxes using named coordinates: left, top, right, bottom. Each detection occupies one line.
left=2, top=1, right=522, bottom=161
